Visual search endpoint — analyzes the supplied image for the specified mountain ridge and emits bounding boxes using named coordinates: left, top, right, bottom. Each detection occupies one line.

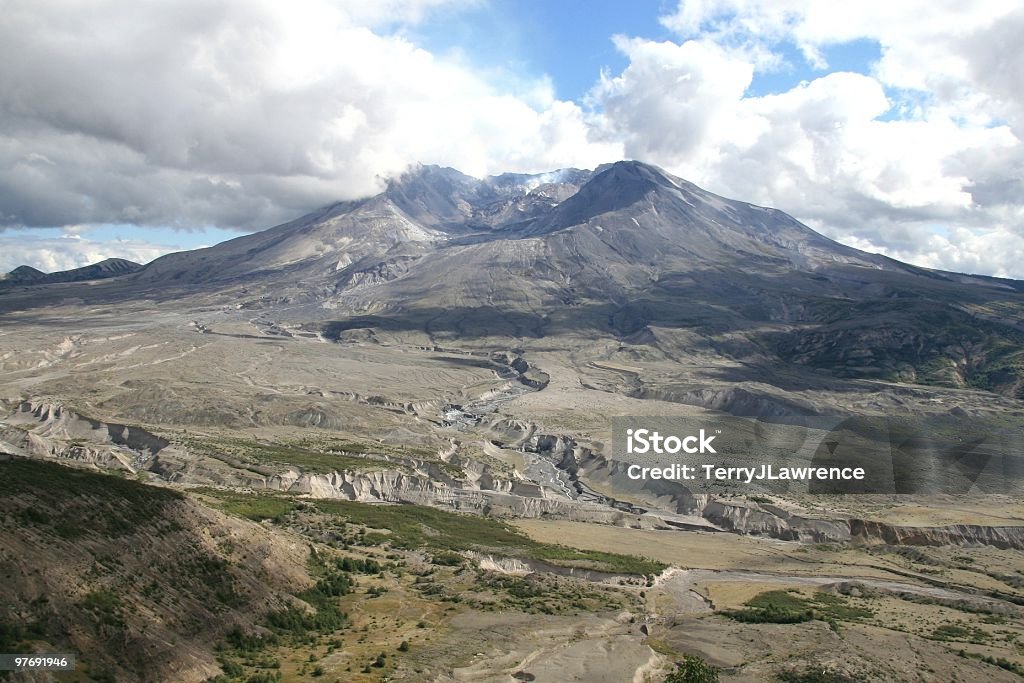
left=126, top=160, right=1018, bottom=290
left=1, top=257, right=141, bottom=288
left=2, top=160, right=1023, bottom=398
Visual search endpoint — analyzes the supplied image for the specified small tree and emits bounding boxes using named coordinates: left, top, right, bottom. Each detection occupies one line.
left=665, top=654, right=719, bottom=683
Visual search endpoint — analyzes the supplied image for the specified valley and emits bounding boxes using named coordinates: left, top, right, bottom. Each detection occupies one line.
left=2, top=161, right=1024, bottom=682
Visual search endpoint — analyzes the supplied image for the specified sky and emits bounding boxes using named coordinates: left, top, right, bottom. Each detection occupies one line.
left=1, top=0, right=1023, bottom=278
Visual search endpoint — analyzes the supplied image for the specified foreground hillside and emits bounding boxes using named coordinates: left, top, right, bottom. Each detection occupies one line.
left=0, top=457, right=312, bottom=681
left=4, top=456, right=1024, bottom=682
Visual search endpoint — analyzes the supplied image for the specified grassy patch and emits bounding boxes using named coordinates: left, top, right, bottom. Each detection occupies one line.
left=776, top=667, right=858, bottom=683
left=957, top=649, right=1024, bottom=676
left=723, top=590, right=873, bottom=627
left=525, top=544, right=666, bottom=576
left=313, top=498, right=666, bottom=575
left=473, top=572, right=630, bottom=614
left=179, top=435, right=404, bottom=474
left=194, top=488, right=300, bottom=522
left=198, top=489, right=664, bottom=575
left=295, top=436, right=438, bottom=460
left=931, top=623, right=990, bottom=644
left=665, top=654, right=720, bottom=683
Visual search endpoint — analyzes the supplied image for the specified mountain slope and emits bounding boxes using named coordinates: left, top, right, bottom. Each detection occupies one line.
left=3, top=160, right=1024, bottom=398
left=0, top=456, right=312, bottom=681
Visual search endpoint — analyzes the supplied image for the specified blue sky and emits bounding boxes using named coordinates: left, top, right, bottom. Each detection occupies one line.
left=412, top=1, right=675, bottom=102
left=411, top=1, right=884, bottom=102
left=1, top=0, right=1022, bottom=277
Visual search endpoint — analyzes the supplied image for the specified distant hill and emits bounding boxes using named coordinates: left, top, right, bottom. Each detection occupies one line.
left=1, top=257, right=141, bottom=288
left=4, top=264, right=47, bottom=284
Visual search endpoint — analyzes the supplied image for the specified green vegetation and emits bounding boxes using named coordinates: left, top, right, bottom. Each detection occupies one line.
left=772, top=300, right=1024, bottom=397
left=723, top=590, right=873, bottom=628
left=335, top=556, right=382, bottom=574
left=313, top=498, right=666, bottom=575
left=79, top=590, right=125, bottom=629
left=194, top=488, right=299, bottom=522
left=0, top=620, right=47, bottom=651
left=776, top=667, right=857, bottom=683
left=175, top=554, right=242, bottom=607
left=218, top=568, right=350, bottom=672
left=1, top=458, right=271, bottom=678
left=225, top=627, right=277, bottom=653
left=264, top=601, right=346, bottom=637
left=958, top=649, right=1024, bottom=676
left=664, top=654, right=719, bottom=683
left=931, top=623, right=990, bottom=644
left=473, top=573, right=629, bottom=615
left=0, top=457, right=182, bottom=538
left=180, top=435, right=405, bottom=474
left=199, top=489, right=665, bottom=575
left=526, top=544, right=666, bottom=576
left=308, top=570, right=352, bottom=598
left=204, top=671, right=280, bottom=683
left=296, top=436, right=437, bottom=460
left=263, top=556, right=352, bottom=639
left=431, top=551, right=465, bottom=566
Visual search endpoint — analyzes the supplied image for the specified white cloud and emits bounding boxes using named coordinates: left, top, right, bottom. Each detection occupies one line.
left=0, top=0, right=618, bottom=232
left=0, top=235, right=179, bottom=274
left=1, top=0, right=1023, bottom=278
left=837, top=228, right=1024, bottom=280
left=591, top=37, right=754, bottom=163
left=659, top=0, right=1016, bottom=94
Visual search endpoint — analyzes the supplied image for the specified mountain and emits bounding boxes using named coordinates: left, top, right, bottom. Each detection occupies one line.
left=4, top=161, right=1024, bottom=399
left=3, top=264, right=47, bottom=284
left=1, top=257, right=141, bottom=289
left=132, top=164, right=593, bottom=286
left=132, top=160, right=893, bottom=289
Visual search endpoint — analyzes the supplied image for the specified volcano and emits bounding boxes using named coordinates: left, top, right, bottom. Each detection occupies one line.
left=3, top=160, right=1024, bottom=400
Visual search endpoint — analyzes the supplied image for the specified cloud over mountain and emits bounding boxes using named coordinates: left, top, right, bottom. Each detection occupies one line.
left=0, top=0, right=616, bottom=233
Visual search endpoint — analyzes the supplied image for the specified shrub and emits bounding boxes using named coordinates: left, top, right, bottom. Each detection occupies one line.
left=776, top=666, right=858, bottom=682
left=665, top=654, right=719, bottom=683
